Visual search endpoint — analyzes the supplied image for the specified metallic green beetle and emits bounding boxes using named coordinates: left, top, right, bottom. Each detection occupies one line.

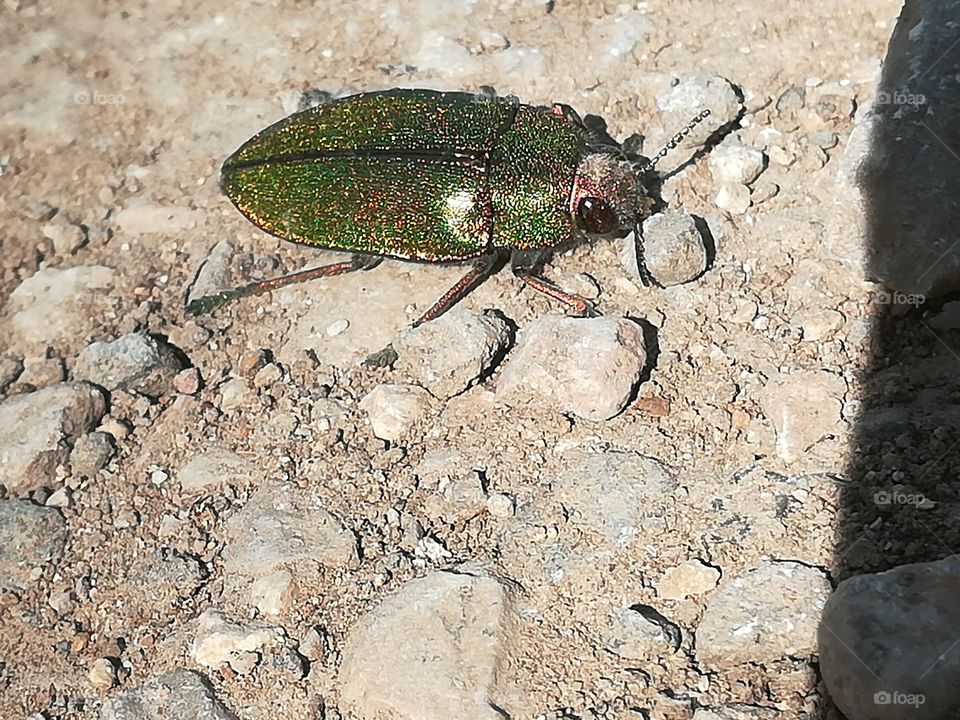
left=189, top=88, right=699, bottom=325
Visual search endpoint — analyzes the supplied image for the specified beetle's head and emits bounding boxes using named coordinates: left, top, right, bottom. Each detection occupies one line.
left=571, top=153, right=650, bottom=239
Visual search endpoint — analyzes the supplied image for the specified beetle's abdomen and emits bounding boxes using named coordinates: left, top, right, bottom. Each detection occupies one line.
left=490, top=105, right=582, bottom=250
left=221, top=90, right=516, bottom=262
left=222, top=155, right=491, bottom=261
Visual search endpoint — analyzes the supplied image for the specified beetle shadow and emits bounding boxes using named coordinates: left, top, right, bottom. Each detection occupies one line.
left=623, top=83, right=747, bottom=216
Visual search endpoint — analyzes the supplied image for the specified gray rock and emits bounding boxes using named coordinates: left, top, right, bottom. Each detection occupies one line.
left=819, top=556, right=960, bottom=720
left=626, top=211, right=708, bottom=286
left=606, top=605, right=682, bottom=659
left=338, top=570, right=514, bottom=720
left=394, top=308, right=511, bottom=399
left=0, top=383, right=107, bottom=495
left=126, top=551, right=206, bottom=612
left=69, top=431, right=115, bottom=478
left=696, top=561, right=831, bottom=669
left=359, top=383, right=432, bottom=441
left=760, top=370, right=846, bottom=462
left=222, top=478, right=358, bottom=607
left=100, top=669, right=234, bottom=720
left=497, top=316, right=647, bottom=421
left=0, top=500, right=67, bottom=591
left=19, top=356, right=66, bottom=388
left=277, top=259, right=473, bottom=367
left=177, top=448, right=256, bottom=493
left=552, top=450, right=677, bottom=550
left=858, top=0, right=960, bottom=296
left=74, top=333, right=183, bottom=396
left=5, top=266, right=118, bottom=352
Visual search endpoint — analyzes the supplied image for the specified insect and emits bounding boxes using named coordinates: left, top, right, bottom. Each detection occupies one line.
left=189, top=88, right=708, bottom=326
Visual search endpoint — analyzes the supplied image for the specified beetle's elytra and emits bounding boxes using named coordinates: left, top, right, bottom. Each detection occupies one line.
left=190, top=88, right=676, bottom=326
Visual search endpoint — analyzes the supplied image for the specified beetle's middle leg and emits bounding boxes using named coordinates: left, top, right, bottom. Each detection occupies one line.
left=187, top=253, right=382, bottom=315
left=412, top=253, right=502, bottom=327
left=510, top=249, right=599, bottom=318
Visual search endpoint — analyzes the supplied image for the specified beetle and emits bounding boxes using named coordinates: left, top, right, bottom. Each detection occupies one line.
left=189, top=88, right=707, bottom=325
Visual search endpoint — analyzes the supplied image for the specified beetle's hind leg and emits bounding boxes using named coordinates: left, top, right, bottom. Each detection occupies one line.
left=412, top=253, right=501, bottom=327
left=510, top=249, right=599, bottom=318
left=186, top=253, right=382, bottom=316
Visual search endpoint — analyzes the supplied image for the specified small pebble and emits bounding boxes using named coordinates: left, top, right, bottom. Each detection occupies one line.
left=750, top=181, right=780, bottom=205
left=497, top=316, right=647, bottom=421
left=298, top=627, right=327, bottom=662
left=88, top=658, right=117, bottom=690
left=658, top=559, right=721, bottom=600
left=253, top=363, right=283, bottom=389
left=359, top=384, right=432, bottom=441
left=485, top=493, right=515, bottom=518
left=708, top=140, right=766, bottom=186
left=628, top=211, right=708, bottom=286
left=45, top=488, right=71, bottom=508
left=97, top=416, right=131, bottom=440
left=238, top=349, right=269, bottom=378
left=42, top=218, right=88, bottom=255
left=326, top=319, right=350, bottom=337
left=767, top=145, right=797, bottom=166
left=393, top=308, right=512, bottom=400
left=715, top=184, right=751, bottom=214
left=219, top=378, right=249, bottom=411
left=173, top=367, right=201, bottom=395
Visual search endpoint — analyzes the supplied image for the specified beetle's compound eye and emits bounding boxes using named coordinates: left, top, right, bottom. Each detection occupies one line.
left=577, top=197, right=619, bottom=234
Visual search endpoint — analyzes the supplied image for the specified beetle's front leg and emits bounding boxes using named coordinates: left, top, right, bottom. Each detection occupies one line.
left=509, top=249, right=600, bottom=318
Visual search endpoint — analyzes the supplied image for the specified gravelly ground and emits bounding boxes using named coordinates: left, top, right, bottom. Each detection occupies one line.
left=0, top=1, right=915, bottom=719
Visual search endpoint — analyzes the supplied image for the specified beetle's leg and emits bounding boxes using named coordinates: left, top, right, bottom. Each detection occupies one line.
left=412, top=253, right=500, bottom=327
left=510, top=249, right=599, bottom=318
left=187, top=254, right=382, bottom=316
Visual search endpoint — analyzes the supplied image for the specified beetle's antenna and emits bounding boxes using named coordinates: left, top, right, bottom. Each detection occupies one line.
left=637, top=109, right=712, bottom=172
